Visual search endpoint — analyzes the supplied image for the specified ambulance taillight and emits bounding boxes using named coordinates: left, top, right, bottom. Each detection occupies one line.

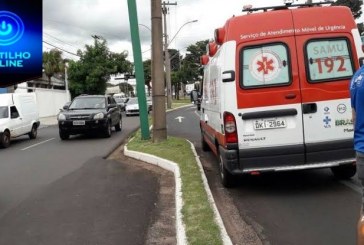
left=223, top=112, right=238, bottom=144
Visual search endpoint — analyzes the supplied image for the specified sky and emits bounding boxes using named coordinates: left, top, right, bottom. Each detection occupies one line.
left=42, top=0, right=362, bottom=62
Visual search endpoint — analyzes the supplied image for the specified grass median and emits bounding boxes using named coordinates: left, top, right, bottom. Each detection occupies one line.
left=126, top=100, right=223, bottom=245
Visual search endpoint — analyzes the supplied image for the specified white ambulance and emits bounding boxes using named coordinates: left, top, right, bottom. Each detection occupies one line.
left=0, top=93, right=40, bottom=148
left=200, top=2, right=364, bottom=187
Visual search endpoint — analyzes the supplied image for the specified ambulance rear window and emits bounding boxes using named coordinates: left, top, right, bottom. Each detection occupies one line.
left=306, top=39, right=354, bottom=82
left=240, top=43, right=291, bottom=89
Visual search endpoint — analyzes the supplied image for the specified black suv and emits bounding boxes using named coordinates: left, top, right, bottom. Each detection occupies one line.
left=57, top=95, right=122, bottom=140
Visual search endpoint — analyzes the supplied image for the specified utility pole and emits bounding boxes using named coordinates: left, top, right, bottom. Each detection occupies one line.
left=162, top=1, right=177, bottom=109
left=127, top=0, right=150, bottom=140
left=152, top=0, right=167, bottom=141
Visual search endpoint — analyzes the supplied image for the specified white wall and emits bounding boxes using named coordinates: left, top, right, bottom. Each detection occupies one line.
left=15, top=86, right=71, bottom=118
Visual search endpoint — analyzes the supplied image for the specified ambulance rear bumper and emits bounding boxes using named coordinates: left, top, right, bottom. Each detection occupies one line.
left=220, top=140, right=355, bottom=174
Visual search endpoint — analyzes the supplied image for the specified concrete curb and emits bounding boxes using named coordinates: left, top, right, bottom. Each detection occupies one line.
left=124, top=140, right=233, bottom=245
left=187, top=140, right=233, bottom=245
left=124, top=145, right=187, bottom=245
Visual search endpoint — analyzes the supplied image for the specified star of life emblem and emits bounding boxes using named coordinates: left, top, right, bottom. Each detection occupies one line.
left=250, top=50, right=282, bottom=83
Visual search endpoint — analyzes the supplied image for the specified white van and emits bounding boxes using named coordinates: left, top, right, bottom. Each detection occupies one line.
left=200, top=3, right=363, bottom=187
left=0, top=93, right=40, bottom=148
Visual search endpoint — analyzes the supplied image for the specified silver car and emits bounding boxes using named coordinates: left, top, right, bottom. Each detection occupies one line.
left=125, top=97, right=140, bottom=116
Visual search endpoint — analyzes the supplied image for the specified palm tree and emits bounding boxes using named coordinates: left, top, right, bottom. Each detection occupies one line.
left=43, top=49, right=64, bottom=88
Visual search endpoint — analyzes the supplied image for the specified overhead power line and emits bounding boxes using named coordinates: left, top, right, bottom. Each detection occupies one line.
left=42, top=41, right=80, bottom=57
left=43, top=32, right=82, bottom=50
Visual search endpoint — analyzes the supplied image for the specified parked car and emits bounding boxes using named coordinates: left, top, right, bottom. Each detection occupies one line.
left=57, top=94, right=122, bottom=140
left=0, top=93, right=40, bottom=148
left=125, top=97, right=140, bottom=116
left=114, top=97, right=128, bottom=111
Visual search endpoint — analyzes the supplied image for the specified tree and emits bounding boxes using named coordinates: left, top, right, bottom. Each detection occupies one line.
left=332, top=0, right=363, bottom=19
left=184, top=40, right=209, bottom=80
left=43, top=49, right=64, bottom=87
left=68, top=37, right=132, bottom=97
left=358, top=22, right=364, bottom=34
left=109, top=52, right=133, bottom=74
left=118, top=82, right=134, bottom=97
left=170, top=40, right=209, bottom=99
left=168, top=49, right=181, bottom=72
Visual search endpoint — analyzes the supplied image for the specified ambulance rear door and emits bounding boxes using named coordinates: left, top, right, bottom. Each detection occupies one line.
left=237, top=36, right=306, bottom=167
left=295, top=35, right=356, bottom=163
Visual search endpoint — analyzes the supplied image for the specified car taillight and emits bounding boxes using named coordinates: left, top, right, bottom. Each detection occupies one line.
left=223, top=112, right=238, bottom=144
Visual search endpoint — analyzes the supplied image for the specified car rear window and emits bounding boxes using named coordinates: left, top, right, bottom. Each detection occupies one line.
left=240, top=43, right=291, bottom=89
left=305, top=38, right=354, bottom=82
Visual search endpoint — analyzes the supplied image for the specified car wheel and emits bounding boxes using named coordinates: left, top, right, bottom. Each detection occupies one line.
left=103, top=121, right=112, bottom=138
left=218, top=148, right=236, bottom=188
left=28, top=124, right=38, bottom=139
left=59, top=130, right=69, bottom=140
left=0, top=130, right=10, bottom=148
left=331, top=164, right=356, bottom=179
left=115, top=118, right=122, bottom=132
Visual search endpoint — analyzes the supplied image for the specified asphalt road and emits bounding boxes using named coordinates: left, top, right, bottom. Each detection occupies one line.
left=168, top=104, right=363, bottom=245
left=0, top=115, right=170, bottom=245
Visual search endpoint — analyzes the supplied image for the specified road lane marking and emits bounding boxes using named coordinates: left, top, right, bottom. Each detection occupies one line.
left=21, top=138, right=55, bottom=151
left=175, top=116, right=184, bottom=123
left=340, top=180, right=362, bottom=194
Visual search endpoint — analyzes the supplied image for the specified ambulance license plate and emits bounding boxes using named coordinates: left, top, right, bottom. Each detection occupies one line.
left=254, top=119, right=286, bottom=130
left=73, top=120, right=85, bottom=126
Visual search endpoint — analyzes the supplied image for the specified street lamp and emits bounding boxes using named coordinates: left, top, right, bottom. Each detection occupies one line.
left=169, top=20, right=198, bottom=46
left=139, top=24, right=151, bottom=32
left=165, top=19, right=198, bottom=109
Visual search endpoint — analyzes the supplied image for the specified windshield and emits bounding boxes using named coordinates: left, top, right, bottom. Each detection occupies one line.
left=69, top=97, right=106, bottom=109
left=0, top=106, right=9, bottom=119
left=127, top=98, right=138, bottom=104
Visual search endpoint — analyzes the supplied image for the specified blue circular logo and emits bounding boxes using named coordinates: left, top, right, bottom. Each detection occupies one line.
left=0, top=11, right=24, bottom=46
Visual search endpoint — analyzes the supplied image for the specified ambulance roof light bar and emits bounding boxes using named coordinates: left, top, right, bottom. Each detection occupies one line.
left=242, top=1, right=334, bottom=13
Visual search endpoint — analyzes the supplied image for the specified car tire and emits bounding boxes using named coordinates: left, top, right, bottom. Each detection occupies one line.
left=28, top=124, right=38, bottom=139
left=218, top=148, right=236, bottom=188
left=331, top=164, right=356, bottom=179
left=103, top=121, right=112, bottom=138
left=115, top=118, right=122, bottom=132
left=59, top=130, right=69, bottom=140
left=0, top=130, right=10, bottom=148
